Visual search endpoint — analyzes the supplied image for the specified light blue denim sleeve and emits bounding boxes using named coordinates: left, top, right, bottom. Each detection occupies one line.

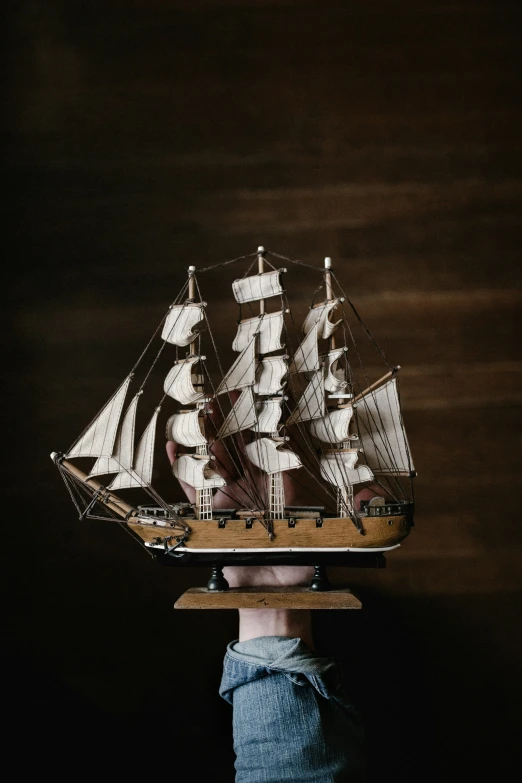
left=219, top=636, right=366, bottom=783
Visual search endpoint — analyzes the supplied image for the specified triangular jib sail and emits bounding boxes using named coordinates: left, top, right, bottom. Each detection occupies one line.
left=67, top=375, right=132, bottom=459
left=109, top=409, right=160, bottom=490
left=88, top=392, right=140, bottom=477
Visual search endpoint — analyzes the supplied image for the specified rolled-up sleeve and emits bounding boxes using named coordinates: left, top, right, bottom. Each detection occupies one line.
left=219, top=636, right=366, bottom=783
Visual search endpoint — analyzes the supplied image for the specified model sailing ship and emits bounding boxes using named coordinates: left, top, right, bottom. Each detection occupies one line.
left=51, top=248, right=415, bottom=591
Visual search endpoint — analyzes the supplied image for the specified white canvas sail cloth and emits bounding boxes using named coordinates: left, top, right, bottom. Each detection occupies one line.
left=252, top=399, right=283, bottom=433
left=254, top=357, right=288, bottom=395
left=246, top=438, right=301, bottom=474
left=215, top=338, right=256, bottom=395
left=88, top=392, right=140, bottom=477
left=216, top=388, right=257, bottom=438
left=172, top=455, right=226, bottom=489
left=289, top=323, right=320, bottom=374
left=161, top=303, right=205, bottom=346
left=67, top=375, right=132, bottom=459
left=355, top=377, right=414, bottom=474
left=164, top=357, right=205, bottom=405
left=232, top=311, right=285, bottom=355
left=232, top=270, right=284, bottom=304
left=302, top=300, right=342, bottom=340
left=308, top=406, right=353, bottom=443
left=324, top=348, right=348, bottom=392
left=320, top=451, right=373, bottom=487
left=109, top=409, right=160, bottom=490
left=286, top=370, right=325, bottom=425
left=166, top=410, right=207, bottom=447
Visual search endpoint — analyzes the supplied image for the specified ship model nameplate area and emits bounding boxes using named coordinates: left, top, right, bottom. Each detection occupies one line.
left=52, top=248, right=416, bottom=607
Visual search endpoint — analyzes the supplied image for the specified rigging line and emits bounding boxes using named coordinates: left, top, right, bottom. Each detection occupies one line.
left=282, top=295, right=339, bottom=502
left=65, top=280, right=188, bottom=457
left=352, top=380, right=405, bottom=501
left=281, top=298, right=340, bottom=509
left=240, top=257, right=258, bottom=280
left=57, top=464, right=84, bottom=517
left=331, top=270, right=391, bottom=369
left=195, top=278, right=269, bottom=515
left=349, top=355, right=406, bottom=499
left=201, top=398, right=268, bottom=512
left=138, top=286, right=192, bottom=394
left=198, top=349, right=267, bottom=512
left=197, top=251, right=258, bottom=273
left=282, top=292, right=362, bottom=517
left=266, top=250, right=325, bottom=272
left=339, top=309, right=405, bottom=499
left=394, top=375, right=414, bottom=475
left=382, top=380, right=410, bottom=490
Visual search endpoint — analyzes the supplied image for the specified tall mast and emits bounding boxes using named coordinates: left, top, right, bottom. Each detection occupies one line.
left=257, top=247, right=284, bottom=523
left=188, top=265, right=213, bottom=519
left=325, top=257, right=354, bottom=517
left=324, top=257, right=336, bottom=350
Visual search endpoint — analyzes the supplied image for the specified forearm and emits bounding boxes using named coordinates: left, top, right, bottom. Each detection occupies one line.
left=238, top=608, right=314, bottom=647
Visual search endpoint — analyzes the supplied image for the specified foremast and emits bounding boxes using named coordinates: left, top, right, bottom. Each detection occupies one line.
left=167, top=265, right=226, bottom=519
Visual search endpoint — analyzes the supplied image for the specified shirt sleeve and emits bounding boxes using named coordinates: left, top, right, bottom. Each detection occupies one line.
left=219, top=636, right=366, bottom=783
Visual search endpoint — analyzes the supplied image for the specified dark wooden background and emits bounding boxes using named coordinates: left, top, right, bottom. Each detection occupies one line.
left=4, top=1, right=521, bottom=780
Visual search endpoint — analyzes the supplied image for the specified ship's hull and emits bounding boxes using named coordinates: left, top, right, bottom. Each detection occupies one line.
left=128, top=506, right=413, bottom=557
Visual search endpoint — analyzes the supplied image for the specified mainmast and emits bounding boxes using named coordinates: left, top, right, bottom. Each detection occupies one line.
left=214, top=245, right=301, bottom=532
left=256, top=247, right=283, bottom=521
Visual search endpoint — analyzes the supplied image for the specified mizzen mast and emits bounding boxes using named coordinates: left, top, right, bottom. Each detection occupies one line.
left=324, top=256, right=356, bottom=517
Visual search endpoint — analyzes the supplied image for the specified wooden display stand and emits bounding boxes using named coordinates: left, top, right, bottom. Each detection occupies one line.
left=175, top=585, right=361, bottom=609
left=174, top=565, right=362, bottom=609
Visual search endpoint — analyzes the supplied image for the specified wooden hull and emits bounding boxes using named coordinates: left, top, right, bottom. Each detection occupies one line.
left=128, top=512, right=412, bottom=552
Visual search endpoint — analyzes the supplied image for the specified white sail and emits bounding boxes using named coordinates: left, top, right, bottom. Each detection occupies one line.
left=172, top=455, right=226, bottom=489
left=216, top=388, right=257, bottom=438
left=254, top=356, right=288, bottom=396
left=232, top=311, right=285, bottom=355
left=308, top=406, right=353, bottom=444
left=232, top=270, right=284, bottom=304
left=245, top=437, right=302, bottom=474
left=355, top=377, right=414, bottom=474
left=161, top=303, right=205, bottom=347
left=324, top=347, right=348, bottom=392
left=166, top=409, right=207, bottom=448
left=215, top=338, right=256, bottom=395
left=67, top=375, right=131, bottom=459
left=88, top=393, right=139, bottom=476
left=289, top=323, right=320, bottom=374
left=164, top=357, right=205, bottom=405
left=320, top=451, right=374, bottom=487
left=302, top=300, right=342, bottom=340
left=286, top=370, right=325, bottom=425
left=109, top=409, right=159, bottom=490
left=252, top=398, right=283, bottom=433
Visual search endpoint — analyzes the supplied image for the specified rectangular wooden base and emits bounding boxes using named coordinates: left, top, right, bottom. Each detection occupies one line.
left=174, top=586, right=362, bottom=609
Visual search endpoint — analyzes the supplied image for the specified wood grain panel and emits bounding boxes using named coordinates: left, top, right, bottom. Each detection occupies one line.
left=4, top=1, right=522, bottom=780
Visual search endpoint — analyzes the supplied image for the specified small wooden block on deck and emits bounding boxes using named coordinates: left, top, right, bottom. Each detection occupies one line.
left=174, top=586, right=362, bottom=610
